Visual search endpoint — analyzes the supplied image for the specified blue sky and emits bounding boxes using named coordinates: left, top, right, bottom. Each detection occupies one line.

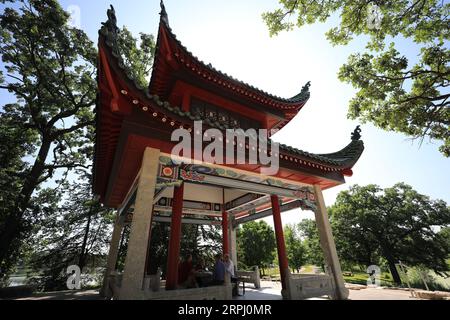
left=1, top=0, right=449, bottom=226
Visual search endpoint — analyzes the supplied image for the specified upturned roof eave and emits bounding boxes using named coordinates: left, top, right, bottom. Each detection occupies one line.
left=96, top=5, right=365, bottom=176
left=148, top=5, right=311, bottom=112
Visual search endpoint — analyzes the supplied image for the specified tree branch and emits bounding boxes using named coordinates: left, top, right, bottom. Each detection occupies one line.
left=52, top=119, right=95, bottom=138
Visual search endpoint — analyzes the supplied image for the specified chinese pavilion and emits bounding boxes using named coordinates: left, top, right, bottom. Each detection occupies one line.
left=96, top=2, right=364, bottom=300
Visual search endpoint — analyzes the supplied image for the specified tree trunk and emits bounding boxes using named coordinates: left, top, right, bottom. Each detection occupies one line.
left=116, top=227, right=127, bottom=271
left=79, top=203, right=93, bottom=272
left=387, top=258, right=402, bottom=285
left=0, top=215, right=21, bottom=275
left=381, top=246, right=402, bottom=285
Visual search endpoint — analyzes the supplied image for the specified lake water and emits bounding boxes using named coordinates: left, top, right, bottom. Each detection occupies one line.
left=9, top=275, right=27, bottom=287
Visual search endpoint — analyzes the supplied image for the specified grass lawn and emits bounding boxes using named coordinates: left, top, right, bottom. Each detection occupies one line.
left=301, top=265, right=315, bottom=273
left=260, top=265, right=318, bottom=278
left=261, top=268, right=280, bottom=278
left=343, top=272, right=395, bottom=287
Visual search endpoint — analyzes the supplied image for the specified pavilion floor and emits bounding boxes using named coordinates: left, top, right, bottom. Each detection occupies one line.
left=234, top=280, right=283, bottom=300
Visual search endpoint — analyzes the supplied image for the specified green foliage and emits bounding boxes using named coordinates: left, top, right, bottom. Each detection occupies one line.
left=0, top=0, right=157, bottom=283
left=297, top=219, right=325, bottom=268
left=115, top=222, right=222, bottom=277
left=117, top=26, right=155, bottom=88
left=284, top=224, right=306, bottom=272
left=237, top=221, right=276, bottom=271
left=27, top=175, right=114, bottom=292
left=263, top=1, right=450, bottom=156
left=0, top=0, right=97, bottom=279
left=115, top=224, right=130, bottom=273
left=146, top=223, right=222, bottom=276
left=343, top=271, right=395, bottom=287
left=330, top=183, right=450, bottom=284
left=237, top=261, right=250, bottom=272
left=399, top=265, right=450, bottom=291
left=439, top=227, right=450, bottom=256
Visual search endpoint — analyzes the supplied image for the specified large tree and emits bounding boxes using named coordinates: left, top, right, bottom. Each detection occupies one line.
left=117, top=25, right=155, bottom=89
left=297, top=219, right=325, bottom=269
left=0, top=0, right=97, bottom=279
left=0, top=0, right=156, bottom=281
left=115, top=222, right=222, bottom=277
left=28, top=175, right=114, bottom=292
left=237, top=221, right=276, bottom=274
left=439, top=227, right=450, bottom=257
left=146, top=223, right=222, bottom=276
left=263, top=1, right=449, bottom=156
left=329, top=183, right=450, bottom=284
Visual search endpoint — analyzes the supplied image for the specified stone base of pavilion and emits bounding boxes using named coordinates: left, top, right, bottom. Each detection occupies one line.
left=104, top=269, right=346, bottom=300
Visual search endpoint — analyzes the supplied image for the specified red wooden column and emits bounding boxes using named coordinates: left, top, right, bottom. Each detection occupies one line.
left=222, top=208, right=229, bottom=255
left=271, top=195, right=289, bottom=290
left=165, top=183, right=185, bottom=290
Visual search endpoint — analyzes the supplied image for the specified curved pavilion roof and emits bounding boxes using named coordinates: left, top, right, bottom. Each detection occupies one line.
left=93, top=4, right=364, bottom=207
left=150, top=2, right=311, bottom=109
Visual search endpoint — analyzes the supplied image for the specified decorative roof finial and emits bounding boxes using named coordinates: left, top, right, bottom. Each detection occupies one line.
left=160, top=0, right=170, bottom=26
left=302, top=81, right=311, bottom=92
left=351, top=125, right=362, bottom=141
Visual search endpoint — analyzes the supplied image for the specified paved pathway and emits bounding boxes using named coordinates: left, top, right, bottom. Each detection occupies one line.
left=349, top=287, right=419, bottom=300
left=235, top=281, right=283, bottom=300
left=234, top=281, right=421, bottom=300
left=13, top=282, right=425, bottom=300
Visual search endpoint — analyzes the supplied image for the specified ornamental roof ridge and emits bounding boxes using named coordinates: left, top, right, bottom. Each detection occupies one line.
left=160, top=0, right=169, bottom=27
left=156, top=2, right=311, bottom=107
left=98, top=5, right=364, bottom=171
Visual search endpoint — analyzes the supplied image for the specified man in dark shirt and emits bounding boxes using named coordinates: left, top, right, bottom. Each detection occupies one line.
left=211, top=253, right=225, bottom=285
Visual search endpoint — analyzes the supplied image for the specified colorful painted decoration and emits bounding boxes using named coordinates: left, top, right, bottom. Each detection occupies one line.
left=159, top=164, right=179, bottom=180
left=156, top=197, right=222, bottom=212
left=179, top=169, right=206, bottom=182
left=158, top=156, right=316, bottom=204
left=293, top=190, right=307, bottom=200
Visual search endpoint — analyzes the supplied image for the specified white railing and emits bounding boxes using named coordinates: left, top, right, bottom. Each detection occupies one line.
left=236, top=266, right=261, bottom=289
left=285, top=270, right=336, bottom=300
left=143, top=268, right=162, bottom=292
left=107, top=271, right=122, bottom=300
left=107, top=270, right=232, bottom=300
